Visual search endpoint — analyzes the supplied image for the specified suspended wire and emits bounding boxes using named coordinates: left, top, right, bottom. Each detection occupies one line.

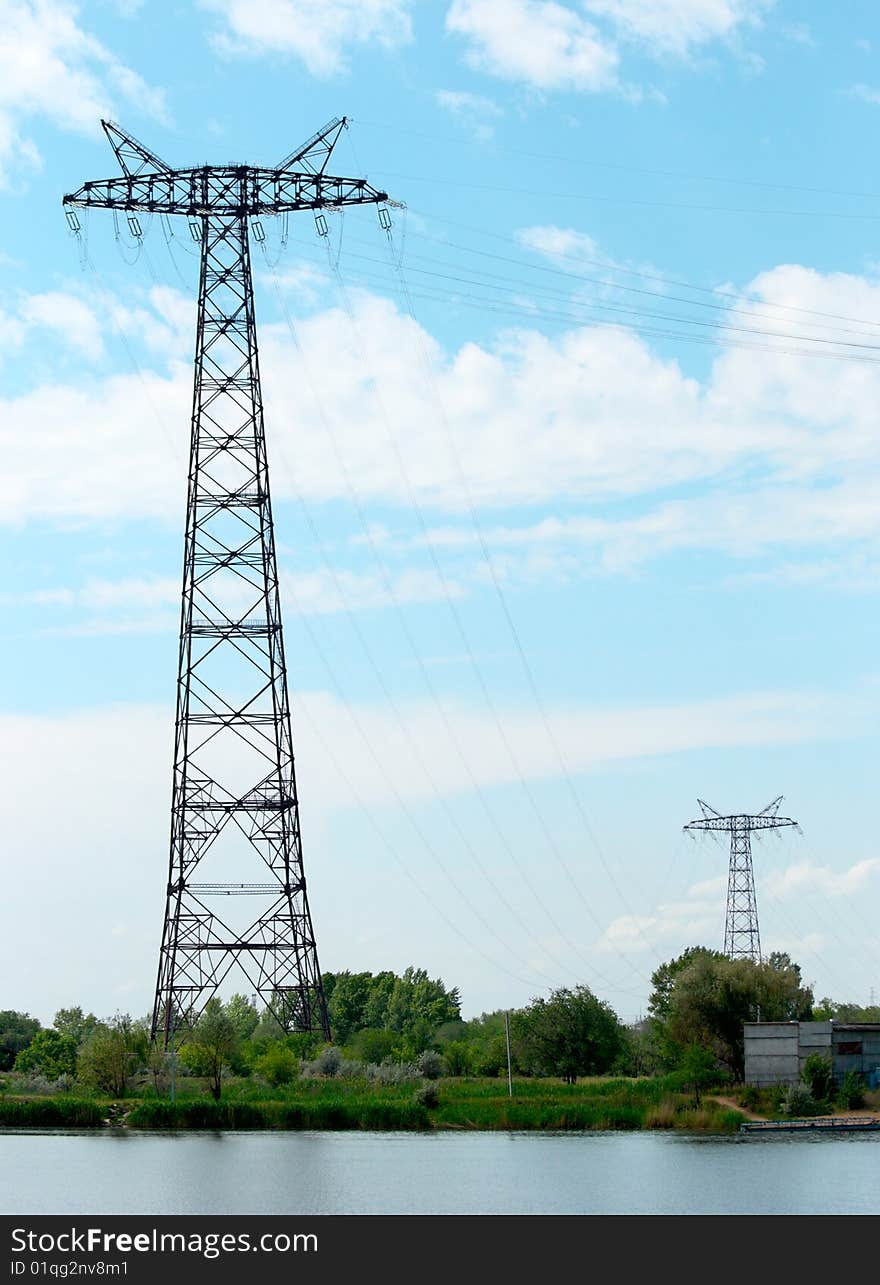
left=285, top=234, right=880, bottom=355
left=405, top=208, right=880, bottom=332
left=380, top=169, right=880, bottom=223
left=275, top=581, right=557, bottom=995
left=260, top=225, right=645, bottom=996
left=354, top=117, right=880, bottom=203
left=157, top=222, right=572, bottom=997
left=279, top=234, right=880, bottom=366
left=378, top=215, right=668, bottom=967
left=71, top=226, right=184, bottom=466
left=320, top=234, right=654, bottom=985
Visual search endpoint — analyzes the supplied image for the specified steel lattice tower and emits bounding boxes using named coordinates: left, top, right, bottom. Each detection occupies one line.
left=64, top=118, right=387, bottom=1045
left=683, top=797, right=798, bottom=962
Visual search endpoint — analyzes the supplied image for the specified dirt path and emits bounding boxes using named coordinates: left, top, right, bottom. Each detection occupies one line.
left=710, top=1095, right=880, bottom=1123
left=710, top=1095, right=765, bottom=1120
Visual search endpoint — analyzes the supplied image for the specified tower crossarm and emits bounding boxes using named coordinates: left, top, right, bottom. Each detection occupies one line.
left=684, top=813, right=798, bottom=834
left=62, top=166, right=388, bottom=216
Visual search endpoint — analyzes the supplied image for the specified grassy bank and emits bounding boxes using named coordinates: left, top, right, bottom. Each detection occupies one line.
left=0, top=1075, right=747, bottom=1133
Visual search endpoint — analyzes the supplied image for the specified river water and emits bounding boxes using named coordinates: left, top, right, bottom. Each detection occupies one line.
left=1, top=1130, right=878, bottom=1215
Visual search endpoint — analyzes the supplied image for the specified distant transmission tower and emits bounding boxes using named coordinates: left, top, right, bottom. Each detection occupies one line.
left=683, top=797, right=799, bottom=962
left=64, top=118, right=388, bottom=1045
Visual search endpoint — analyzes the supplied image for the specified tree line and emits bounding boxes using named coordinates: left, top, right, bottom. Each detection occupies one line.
left=1, top=951, right=875, bottom=1098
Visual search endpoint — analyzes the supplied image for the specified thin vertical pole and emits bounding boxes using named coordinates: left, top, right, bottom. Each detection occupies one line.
left=505, top=1010, right=513, bottom=1098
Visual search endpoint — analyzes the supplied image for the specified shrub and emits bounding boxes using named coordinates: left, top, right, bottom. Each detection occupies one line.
left=737, top=1084, right=761, bottom=1111
left=311, top=1046, right=342, bottom=1077
left=836, top=1070, right=865, bottom=1111
left=414, top=1081, right=439, bottom=1110
left=364, top=1060, right=419, bottom=1086
left=801, top=1054, right=833, bottom=1102
left=782, top=1083, right=817, bottom=1117
left=14, top=1030, right=78, bottom=1081
left=252, top=1044, right=298, bottom=1087
left=440, top=1041, right=473, bottom=1077
left=416, top=1050, right=443, bottom=1080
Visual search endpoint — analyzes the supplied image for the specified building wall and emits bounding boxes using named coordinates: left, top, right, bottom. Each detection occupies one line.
left=743, top=1022, right=799, bottom=1087
left=744, top=1021, right=880, bottom=1087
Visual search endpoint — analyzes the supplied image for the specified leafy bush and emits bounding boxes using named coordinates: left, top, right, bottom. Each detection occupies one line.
left=782, top=1083, right=818, bottom=1117
left=8, top=1073, right=65, bottom=1096
left=252, top=1043, right=298, bottom=1087
left=15, top=1030, right=78, bottom=1080
left=416, top=1050, right=443, bottom=1080
left=440, top=1040, right=473, bottom=1077
left=364, top=1059, right=419, bottom=1085
left=414, top=1081, right=439, bottom=1109
left=836, top=1070, right=865, bottom=1110
left=801, top=1054, right=833, bottom=1102
left=737, top=1084, right=761, bottom=1111
left=310, top=1046, right=343, bottom=1077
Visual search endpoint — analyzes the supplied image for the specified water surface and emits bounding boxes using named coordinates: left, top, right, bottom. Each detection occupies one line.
left=2, top=1129, right=878, bottom=1215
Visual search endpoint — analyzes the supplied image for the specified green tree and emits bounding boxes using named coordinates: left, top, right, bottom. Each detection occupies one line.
left=224, top=994, right=260, bottom=1042
left=345, top=1027, right=400, bottom=1065
left=179, top=998, right=240, bottom=1100
left=53, top=1007, right=100, bottom=1047
left=675, top=1044, right=721, bottom=1106
left=0, top=1011, right=41, bottom=1071
left=253, top=1041, right=298, bottom=1086
left=15, top=1029, right=77, bottom=1080
left=513, top=986, right=625, bottom=1083
left=650, top=947, right=813, bottom=1080
left=77, top=1014, right=148, bottom=1097
left=326, top=972, right=375, bottom=1044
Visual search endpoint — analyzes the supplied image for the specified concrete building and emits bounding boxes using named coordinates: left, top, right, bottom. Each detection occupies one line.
left=744, top=1020, right=880, bottom=1088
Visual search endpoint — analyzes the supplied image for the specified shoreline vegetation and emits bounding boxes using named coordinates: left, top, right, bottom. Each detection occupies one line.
left=0, top=1074, right=749, bottom=1133
left=1, top=1073, right=876, bottom=1134
left=4, top=957, right=877, bottom=1135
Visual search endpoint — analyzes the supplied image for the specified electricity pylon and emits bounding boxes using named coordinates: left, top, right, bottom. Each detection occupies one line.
left=683, top=797, right=798, bottom=963
left=64, top=118, right=388, bottom=1045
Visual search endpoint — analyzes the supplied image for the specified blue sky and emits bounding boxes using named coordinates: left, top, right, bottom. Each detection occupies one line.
left=1, top=0, right=879, bottom=1025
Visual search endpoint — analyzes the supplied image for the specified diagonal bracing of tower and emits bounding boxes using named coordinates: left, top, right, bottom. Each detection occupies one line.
left=63, top=118, right=388, bottom=1046
left=683, top=797, right=799, bottom=963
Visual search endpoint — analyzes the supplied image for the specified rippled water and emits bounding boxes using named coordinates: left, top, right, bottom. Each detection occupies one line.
left=2, top=1129, right=878, bottom=1214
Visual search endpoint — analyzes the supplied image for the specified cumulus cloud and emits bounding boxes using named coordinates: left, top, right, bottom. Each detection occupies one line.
left=446, top=0, right=620, bottom=93
left=199, top=0, right=414, bottom=75
left=0, top=0, right=168, bottom=184
left=445, top=0, right=773, bottom=93
left=582, top=0, right=773, bottom=57
left=7, top=257, right=880, bottom=597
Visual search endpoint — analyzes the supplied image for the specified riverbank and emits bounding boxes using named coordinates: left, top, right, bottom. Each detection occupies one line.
left=4, top=1074, right=877, bottom=1134
left=0, top=1075, right=747, bottom=1132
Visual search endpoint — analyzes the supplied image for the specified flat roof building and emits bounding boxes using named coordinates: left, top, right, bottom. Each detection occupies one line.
left=744, top=1020, right=880, bottom=1088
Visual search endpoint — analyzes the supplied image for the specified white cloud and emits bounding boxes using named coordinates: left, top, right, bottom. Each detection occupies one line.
left=0, top=0, right=169, bottom=183
left=21, top=291, right=104, bottom=359
left=445, top=0, right=771, bottom=92
left=518, top=224, right=605, bottom=265
left=436, top=89, right=503, bottom=141
left=8, top=259, right=880, bottom=602
left=765, top=858, right=880, bottom=900
left=446, top=0, right=620, bottom=93
left=199, top=0, right=414, bottom=76
left=2, top=565, right=464, bottom=634
left=583, top=0, right=773, bottom=57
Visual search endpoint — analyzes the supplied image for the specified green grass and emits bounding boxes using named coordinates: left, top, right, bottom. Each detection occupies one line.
left=0, top=1075, right=747, bottom=1133
left=0, top=1098, right=106, bottom=1127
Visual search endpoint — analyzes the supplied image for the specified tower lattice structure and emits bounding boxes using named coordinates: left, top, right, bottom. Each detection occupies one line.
left=64, top=118, right=387, bottom=1045
left=683, top=797, right=798, bottom=962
